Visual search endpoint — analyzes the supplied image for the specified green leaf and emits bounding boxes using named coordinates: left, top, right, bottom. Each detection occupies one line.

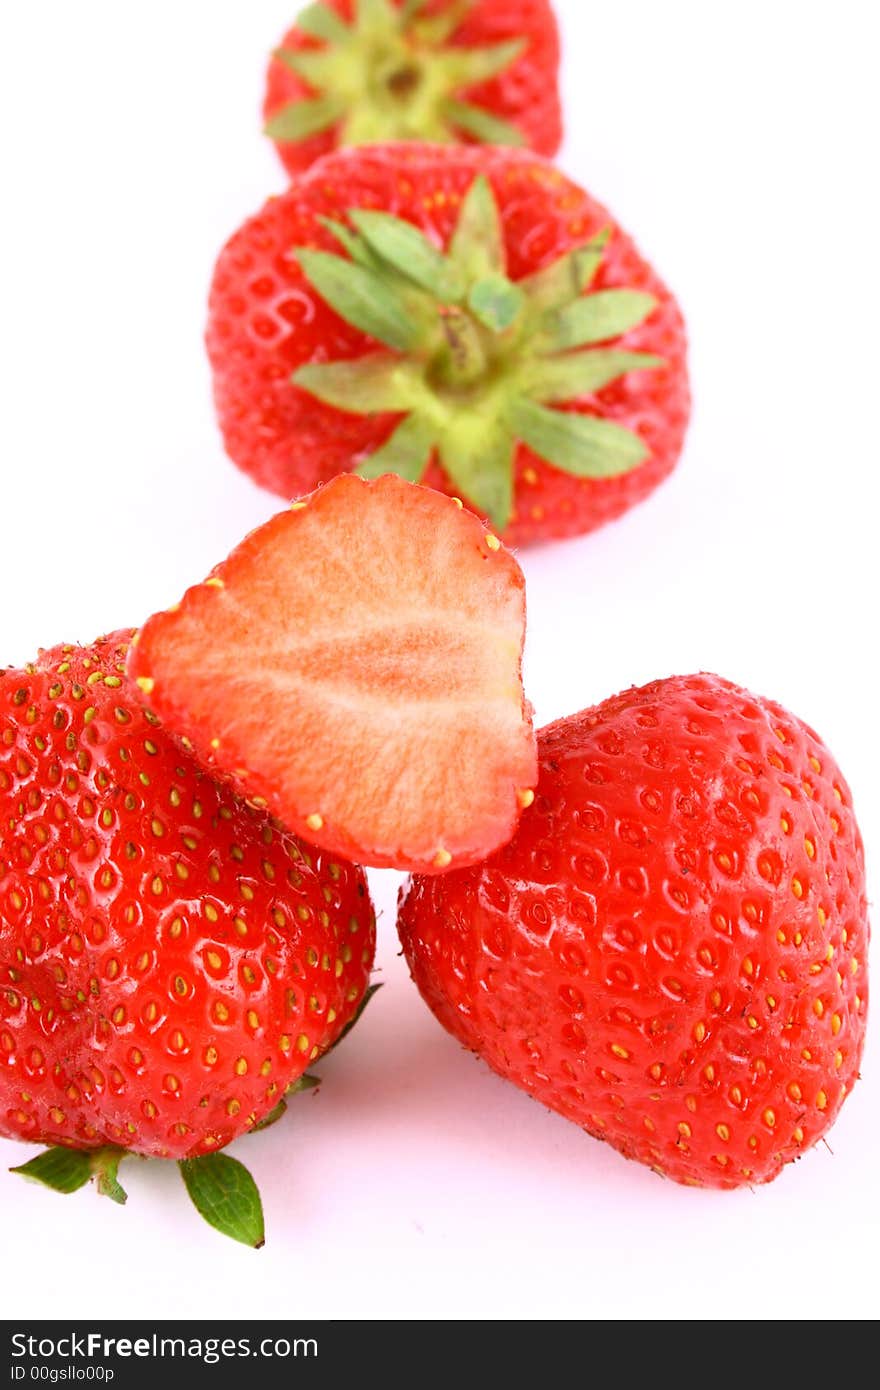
left=179, top=1154, right=266, bottom=1250
left=357, top=415, right=435, bottom=482
left=93, top=1150, right=128, bottom=1206
left=449, top=174, right=506, bottom=280
left=349, top=210, right=465, bottom=301
left=445, top=100, right=526, bottom=147
left=440, top=414, right=516, bottom=530
left=273, top=47, right=338, bottom=87
left=506, top=398, right=648, bottom=478
left=264, top=96, right=345, bottom=142
left=410, top=0, right=471, bottom=45
left=296, top=249, right=433, bottom=352
left=296, top=1, right=351, bottom=42
left=439, top=39, right=526, bottom=89
left=252, top=1098, right=288, bottom=1133
left=293, top=354, right=429, bottom=414
left=290, top=1072, right=322, bottom=1092
left=356, top=0, right=397, bottom=31
left=468, top=274, right=525, bottom=334
left=319, top=217, right=374, bottom=267
left=11, top=1146, right=93, bottom=1195
left=520, top=350, right=664, bottom=403
left=542, top=289, right=658, bottom=352
left=519, top=229, right=611, bottom=314
left=323, top=982, right=383, bottom=1055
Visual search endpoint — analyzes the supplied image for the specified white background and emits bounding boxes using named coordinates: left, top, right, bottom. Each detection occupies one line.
left=1, top=0, right=878, bottom=1320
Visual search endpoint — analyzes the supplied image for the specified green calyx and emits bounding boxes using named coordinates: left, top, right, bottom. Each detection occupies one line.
left=7, top=985, right=382, bottom=1247
left=266, top=0, right=527, bottom=147
left=9, top=1142, right=265, bottom=1250
left=292, top=176, right=664, bottom=527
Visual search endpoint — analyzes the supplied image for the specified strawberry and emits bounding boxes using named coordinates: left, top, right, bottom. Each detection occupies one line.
left=264, top=0, right=562, bottom=177
left=207, top=143, right=690, bottom=545
left=128, top=474, right=536, bottom=875
left=1, top=633, right=376, bottom=1244
left=398, top=675, right=869, bottom=1189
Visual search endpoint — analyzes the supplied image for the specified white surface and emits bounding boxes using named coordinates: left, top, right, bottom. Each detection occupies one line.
left=1, top=0, right=878, bottom=1321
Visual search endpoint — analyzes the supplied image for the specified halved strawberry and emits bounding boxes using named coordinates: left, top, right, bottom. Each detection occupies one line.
left=128, top=475, right=536, bottom=873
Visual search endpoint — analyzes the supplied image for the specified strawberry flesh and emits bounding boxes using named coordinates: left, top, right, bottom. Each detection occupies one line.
left=129, top=475, right=536, bottom=872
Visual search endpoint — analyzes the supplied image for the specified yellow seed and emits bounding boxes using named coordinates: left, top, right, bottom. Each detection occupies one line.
left=678, top=1122, right=692, bottom=1140
left=517, top=789, right=536, bottom=810
left=235, top=1058, right=248, bottom=1076
left=763, top=1108, right=776, bottom=1128
left=816, top=1090, right=828, bottom=1111
left=485, top=535, right=501, bottom=552
left=831, top=1013, right=842, bottom=1036
left=716, top=1124, right=730, bottom=1142
left=693, top=1022, right=706, bottom=1044
left=205, top=577, right=224, bottom=589
left=306, top=813, right=324, bottom=832
left=136, top=676, right=155, bottom=696
left=610, top=1043, right=629, bottom=1060
left=433, top=849, right=453, bottom=869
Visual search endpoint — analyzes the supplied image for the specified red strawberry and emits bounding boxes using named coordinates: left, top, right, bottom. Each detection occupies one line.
left=128, top=475, right=536, bottom=875
left=264, top=0, right=562, bottom=177
left=207, top=143, right=690, bottom=546
left=398, top=675, right=869, bottom=1189
left=1, top=633, right=376, bottom=1244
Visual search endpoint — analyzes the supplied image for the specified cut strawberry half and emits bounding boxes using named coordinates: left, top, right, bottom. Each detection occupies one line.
left=129, top=475, right=536, bottom=873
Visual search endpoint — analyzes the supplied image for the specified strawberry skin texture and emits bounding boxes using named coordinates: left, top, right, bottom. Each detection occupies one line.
left=206, top=144, right=690, bottom=546
left=265, top=0, right=562, bottom=176
left=398, top=675, right=869, bottom=1189
left=0, top=634, right=375, bottom=1160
